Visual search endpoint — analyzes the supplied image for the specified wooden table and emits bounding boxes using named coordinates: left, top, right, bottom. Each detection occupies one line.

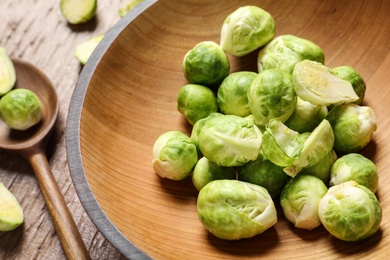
left=0, top=1, right=127, bottom=259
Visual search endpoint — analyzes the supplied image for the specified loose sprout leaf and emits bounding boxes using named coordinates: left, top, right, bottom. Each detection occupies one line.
left=75, top=35, right=104, bottom=65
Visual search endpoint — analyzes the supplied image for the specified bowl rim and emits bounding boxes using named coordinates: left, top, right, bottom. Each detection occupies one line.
left=66, top=1, right=157, bottom=259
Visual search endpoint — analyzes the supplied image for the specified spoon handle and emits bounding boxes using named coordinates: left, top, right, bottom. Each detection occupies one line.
left=28, top=152, right=91, bottom=260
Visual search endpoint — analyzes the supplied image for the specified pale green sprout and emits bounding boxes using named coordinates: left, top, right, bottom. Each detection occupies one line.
left=326, top=103, right=377, bottom=153
left=318, top=181, right=382, bottom=242
left=333, top=65, right=366, bottom=105
left=192, top=157, right=236, bottom=192
left=220, top=6, right=275, bottom=57
left=119, top=0, right=143, bottom=17
left=75, top=34, right=104, bottom=65
left=0, top=48, right=16, bottom=96
left=299, top=149, right=337, bottom=184
left=0, top=182, right=24, bottom=232
left=0, top=89, right=42, bottom=130
left=284, top=97, right=328, bottom=133
left=199, top=115, right=262, bottom=167
left=152, top=131, right=198, bottom=180
left=261, top=119, right=334, bottom=177
left=258, top=35, right=325, bottom=73
left=280, top=175, right=328, bottom=230
left=293, top=60, right=359, bottom=106
left=238, top=151, right=288, bottom=199
left=217, top=71, right=257, bottom=117
left=60, top=0, right=97, bottom=24
left=247, top=69, right=297, bottom=127
left=183, top=41, right=230, bottom=87
left=330, top=153, right=378, bottom=193
left=177, top=84, right=218, bottom=125
left=197, top=180, right=277, bottom=240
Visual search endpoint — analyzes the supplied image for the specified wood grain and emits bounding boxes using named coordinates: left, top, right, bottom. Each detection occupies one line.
left=0, top=1, right=129, bottom=259
left=70, top=0, right=390, bottom=259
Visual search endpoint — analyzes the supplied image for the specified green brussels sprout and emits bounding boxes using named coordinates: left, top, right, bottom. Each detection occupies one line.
left=326, top=103, right=377, bottom=153
left=118, top=0, right=143, bottom=17
left=199, top=115, right=262, bottom=167
left=60, top=0, right=97, bottom=24
left=192, top=157, right=236, bottom=191
left=190, top=112, right=223, bottom=156
left=318, top=181, right=382, bottom=242
left=332, top=65, right=366, bottom=105
left=197, top=179, right=277, bottom=240
left=237, top=151, right=288, bottom=198
left=152, top=131, right=198, bottom=180
left=217, top=71, right=257, bottom=117
left=220, top=6, right=275, bottom=57
left=0, top=182, right=24, bottom=232
left=0, top=48, right=16, bottom=96
left=284, top=97, right=328, bottom=133
left=330, top=153, right=378, bottom=193
left=293, top=60, right=359, bottom=106
left=0, top=89, right=42, bottom=130
left=299, top=149, right=337, bottom=184
left=75, top=34, right=104, bottom=65
left=280, top=175, right=328, bottom=230
left=183, top=41, right=230, bottom=86
left=258, top=35, right=325, bottom=73
left=247, top=69, right=297, bottom=127
left=177, top=84, right=218, bottom=125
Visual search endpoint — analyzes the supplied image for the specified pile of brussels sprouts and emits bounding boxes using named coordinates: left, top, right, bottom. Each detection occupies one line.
left=152, top=6, right=382, bottom=242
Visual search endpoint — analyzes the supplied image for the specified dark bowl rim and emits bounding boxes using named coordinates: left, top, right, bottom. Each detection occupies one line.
left=66, top=1, right=157, bottom=259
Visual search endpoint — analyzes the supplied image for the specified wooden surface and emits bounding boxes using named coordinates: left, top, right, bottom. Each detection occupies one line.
left=0, top=1, right=127, bottom=259
left=71, top=0, right=390, bottom=259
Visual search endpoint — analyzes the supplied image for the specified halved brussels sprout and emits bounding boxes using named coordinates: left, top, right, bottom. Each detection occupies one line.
left=199, top=115, right=262, bottom=167
left=60, top=0, right=97, bottom=24
left=332, top=65, right=366, bottom=105
left=326, top=103, right=377, bottom=153
left=238, top=151, right=288, bottom=198
left=284, top=97, right=328, bottom=133
left=183, top=41, right=230, bottom=87
left=293, top=60, right=359, bottom=106
left=75, top=34, right=104, bottom=65
left=0, top=48, right=16, bottom=96
left=280, top=175, right=328, bottom=230
left=192, top=157, right=236, bottom=191
left=330, top=153, right=378, bottom=193
left=258, top=35, right=325, bottom=73
left=247, top=69, right=297, bottom=127
left=217, top=71, right=257, bottom=117
left=177, top=84, right=218, bottom=125
left=152, top=131, right=198, bottom=180
left=197, top=179, right=277, bottom=240
left=220, top=6, right=275, bottom=57
left=318, top=181, right=382, bottom=242
left=299, top=149, right=337, bottom=184
left=0, top=182, right=24, bottom=232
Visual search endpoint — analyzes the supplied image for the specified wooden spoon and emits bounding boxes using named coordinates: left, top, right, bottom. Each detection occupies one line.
left=0, top=59, right=90, bottom=260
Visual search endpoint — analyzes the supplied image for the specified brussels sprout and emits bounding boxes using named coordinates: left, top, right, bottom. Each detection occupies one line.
left=220, top=6, right=275, bottom=57
left=0, top=48, right=16, bottom=96
left=118, top=0, right=143, bottom=17
left=217, top=71, right=257, bottom=117
left=238, top=151, right=288, bottom=198
left=258, top=35, right=325, bottom=73
left=192, top=157, right=236, bottom=191
left=177, top=84, right=218, bottom=125
left=183, top=41, right=230, bottom=86
left=0, top=89, right=42, bottom=130
left=197, top=179, right=277, bottom=240
left=318, top=181, right=382, bottom=242
left=247, top=69, right=297, bottom=127
left=190, top=112, right=223, bottom=156
left=284, top=97, right=328, bottom=133
left=0, top=182, right=24, bottom=232
left=60, top=0, right=97, bottom=24
left=199, top=115, right=262, bottom=167
left=333, top=65, right=366, bottom=105
left=152, top=131, right=198, bottom=180
left=330, top=153, right=378, bottom=193
left=75, top=34, right=104, bottom=65
left=299, top=149, right=337, bottom=184
left=326, top=103, right=377, bottom=153
left=280, top=175, right=328, bottom=230
left=293, top=60, right=359, bottom=106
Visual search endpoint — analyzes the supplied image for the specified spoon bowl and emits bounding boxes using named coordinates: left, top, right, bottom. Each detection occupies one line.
left=0, top=59, right=90, bottom=260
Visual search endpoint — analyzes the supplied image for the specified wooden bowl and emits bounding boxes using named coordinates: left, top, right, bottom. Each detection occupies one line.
left=67, top=0, right=390, bottom=259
